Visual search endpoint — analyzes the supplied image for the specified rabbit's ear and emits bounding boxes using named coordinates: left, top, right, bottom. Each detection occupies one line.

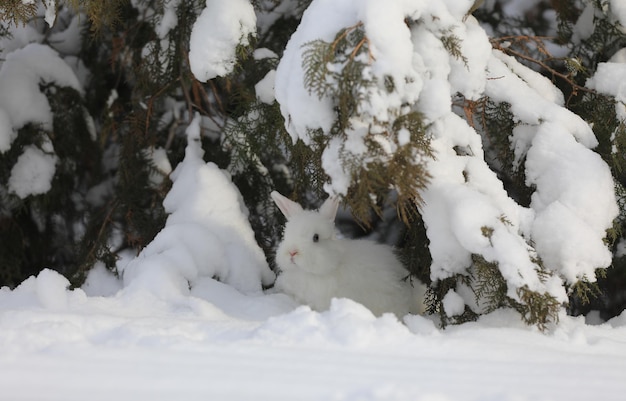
left=271, top=191, right=303, bottom=219
left=319, top=195, right=339, bottom=222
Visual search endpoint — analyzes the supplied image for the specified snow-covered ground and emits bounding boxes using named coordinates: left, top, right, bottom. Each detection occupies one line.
left=1, top=268, right=625, bottom=401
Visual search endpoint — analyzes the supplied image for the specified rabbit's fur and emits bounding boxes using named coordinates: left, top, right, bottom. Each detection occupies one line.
left=271, top=191, right=426, bottom=318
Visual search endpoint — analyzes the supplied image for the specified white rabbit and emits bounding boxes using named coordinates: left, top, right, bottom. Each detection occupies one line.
left=271, top=191, right=427, bottom=318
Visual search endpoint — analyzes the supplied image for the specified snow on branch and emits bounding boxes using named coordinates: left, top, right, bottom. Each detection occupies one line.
left=274, top=0, right=619, bottom=327
left=189, top=0, right=256, bottom=82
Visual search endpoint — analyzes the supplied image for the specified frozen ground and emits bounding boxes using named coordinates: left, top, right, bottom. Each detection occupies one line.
left=0, top=269, right=625, bottom=401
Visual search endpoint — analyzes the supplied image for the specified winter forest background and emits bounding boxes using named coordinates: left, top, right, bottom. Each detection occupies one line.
left=2, top=0, right=626, bottom=331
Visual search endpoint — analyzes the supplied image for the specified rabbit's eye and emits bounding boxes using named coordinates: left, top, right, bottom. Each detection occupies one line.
left=312, top=233, right=319, bottom=243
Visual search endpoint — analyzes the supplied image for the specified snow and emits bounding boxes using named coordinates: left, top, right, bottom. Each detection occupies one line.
left=442, top=289, right=465, bottom=317
left=255, top=69, right=276, bottom=104
left=0, top=43, right=82, bottom=134
left=610, top=0, right=626, bottom=32
left=144, top=146, right=172, bottom=187
left=572, top=3, right=596, bottom=43
left=121, top=114, right=275, bottom=298
left=8, top=143, right=58, bottom=199
left=1, top=268, right=626, bottom=401
left=48, top=14, right=84, bottom=56
left=525, top=123, right=617, bottom=282
left=155, top=0, right=181, bottom=39
left=274, top=0, right=356, bottom=144
left=0, top=42, right=84, bottom=198
left=189, top=0, right=257, bottom=82
left=0, top=108, right=15, bottom=152
left=586, top=53, right=626, bottom=121
left=44, top=0, right=57, bottom=27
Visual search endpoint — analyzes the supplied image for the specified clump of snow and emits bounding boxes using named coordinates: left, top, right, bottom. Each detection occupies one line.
left=82, top=262, right=123, bottom=297
left=253, top=47, right=277, bottom=60
left=189, top=0, right=256, bottom=82
left=144, top=146, right=172, bottom=187
left=255, top=70, right=276, bottom=104
left=48, top=13, right=85, bottom=56
left=586, top=50, right=626, bottom=121
left=8, top=143, right=58, bottom=199
left=610, top=0, right=626, bottom=32
left=274, top=0, right=358, bottom=144
left=525, top=123, right=616, bottom=283
left=1, top=268, right=71, bottom=310
left=155, top=0, right=181, bottom=39
left=572, top=3, right=596, bottom=43
left=442, top=289, right=465, bottom=317
left=35, top=268, right=69, bottom=310
left=0, top=108, right=15, bottom=153
left=122, top=114, right=275, bottom=298
left=0, top=43, right=82, bottom=142
left=44, top=0, right=57, bottom=27
left=484, top=49, right=618, bottom=286
left=500, top=0, right=544, bottom=19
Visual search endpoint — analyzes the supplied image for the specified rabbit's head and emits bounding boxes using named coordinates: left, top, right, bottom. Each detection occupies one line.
left=271, top=191, right=340, bottom=275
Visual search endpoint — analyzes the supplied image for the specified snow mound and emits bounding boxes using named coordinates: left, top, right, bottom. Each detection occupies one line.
left=122, top=114, right=275, bottom=298
left=0, top=269, right=76, bottom=311
left=1, top=273, right=625, bottom=401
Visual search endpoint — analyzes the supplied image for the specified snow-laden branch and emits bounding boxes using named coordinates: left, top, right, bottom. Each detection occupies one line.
left=274, top=0, right=619, bottom=323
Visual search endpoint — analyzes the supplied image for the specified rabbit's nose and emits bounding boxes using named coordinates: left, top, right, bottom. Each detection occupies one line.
left=289, top=250, right=298, bottom=257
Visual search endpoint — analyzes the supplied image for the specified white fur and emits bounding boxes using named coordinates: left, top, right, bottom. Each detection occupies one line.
left=271, top=191, right=426, bottom=318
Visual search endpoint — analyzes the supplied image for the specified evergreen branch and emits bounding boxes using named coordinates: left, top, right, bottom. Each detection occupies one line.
left=0, top=0, right=37, bottom=27
left=516, top=286, right=561, bottom=331
left=301, top=39, right=334, bottom=99
left=330, top=22, right=364, bottom=54
left=440, top=31, right=468, bottom=67
left=350, top=35, right=375, bottom=64
left=490, top=36, right=597, bottom=105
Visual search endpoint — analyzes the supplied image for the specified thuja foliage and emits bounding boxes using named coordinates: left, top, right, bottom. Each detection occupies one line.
left=301, top=23, right=433, bottom=226
left=0, top=0, right=37, bottom=26
left=0, top=0, right=125, bottom=30
left=554, top=1, right=626, bottom=319
left=471, top=0, right=626, bottom=322
left=429, top=273, right=478, bottom=328
left=0, top=0, right=207, bottom=287
left=0, top=82, right=100, bottom=286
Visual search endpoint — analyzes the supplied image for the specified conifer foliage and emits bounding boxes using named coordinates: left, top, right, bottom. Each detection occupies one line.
left=0, top=0, right=625, bottom=328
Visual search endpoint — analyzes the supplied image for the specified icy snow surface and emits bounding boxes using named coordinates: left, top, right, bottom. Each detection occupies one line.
left=1, top=268, right=626, bottom=401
